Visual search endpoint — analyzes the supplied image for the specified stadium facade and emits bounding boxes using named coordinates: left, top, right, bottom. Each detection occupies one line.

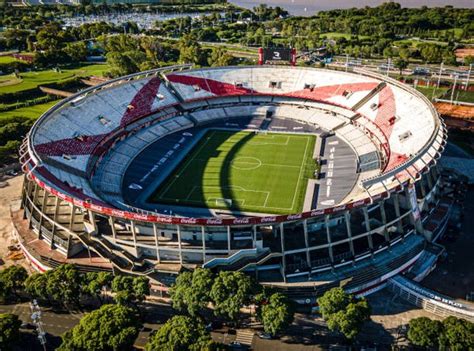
left=15, top=65, right=452, bottom=302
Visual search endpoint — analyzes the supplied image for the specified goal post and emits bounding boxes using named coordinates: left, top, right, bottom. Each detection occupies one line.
left=215, top=198, right=233, bottom=206
left=254, top=129, right=268, bottom=135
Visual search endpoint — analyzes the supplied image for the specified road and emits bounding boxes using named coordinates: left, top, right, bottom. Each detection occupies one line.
left=0, top=300, right=340, bottom=351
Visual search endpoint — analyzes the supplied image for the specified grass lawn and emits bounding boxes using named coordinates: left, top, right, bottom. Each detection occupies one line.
left=150, top=130, right=316, bottom=214
left=416, top=85, right=449, bottom=100
left=444, top=89, right=474, bottom=104
left=0, top=56, right=23, bottom=64
left=0, top=64, right=109, bottom=94
left=321, top=32, right=370, bottom=40
left=1, top=100, right=59, bottom=120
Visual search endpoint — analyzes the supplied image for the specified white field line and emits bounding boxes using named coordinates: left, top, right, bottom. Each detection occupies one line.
left=159, top=130, right=216, bottom=198
left=290, top=135, right=310, bottom=212
left=195, top=158, right=301, bottom=169
left=160, top=132, right=313, bottom=211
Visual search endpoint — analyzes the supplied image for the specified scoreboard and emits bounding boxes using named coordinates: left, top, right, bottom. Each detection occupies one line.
left=258, top=47, right=296, bottom=65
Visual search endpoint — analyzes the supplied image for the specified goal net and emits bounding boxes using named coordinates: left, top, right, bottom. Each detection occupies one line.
left=215, top=198, right=233, bottom=206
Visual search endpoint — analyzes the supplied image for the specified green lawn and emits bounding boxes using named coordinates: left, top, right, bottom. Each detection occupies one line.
left=0, top=64, right=109, bottom=94
left=150, top=130, right=316, bottom=214
left=320, top=32, right=370, bottom=40
left=1, top=100, right=59, bottom=119
left=443, top=89, right=474, bottom=104
left=0, top=56, right=23, bottom=64
left=416, top=86, right=449, bottom=100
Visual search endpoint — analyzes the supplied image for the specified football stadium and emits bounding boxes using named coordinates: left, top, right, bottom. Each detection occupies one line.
left=14, top=63, right=457, bottom=305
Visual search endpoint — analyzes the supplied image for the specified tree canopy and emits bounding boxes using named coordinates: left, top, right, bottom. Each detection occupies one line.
left=145, top=315, right=214, bottom=351
left=169, top=268, right=213, bottom=317
left=408, top=316, right=474, bottom=350
left=317, top=287, right=371, bottom=341
left=260, top=292, right=294, bottom=336
left=111, top=275, right=150, bottom=306
left=24, top=264, right=81, bottom=306
left=0, top=265, right=28, bottom=302
left=209, top=271, right=253, bottom=322
left=0, top=313, right=21, bottom=351
left=57, top=304, right=141, bottom=351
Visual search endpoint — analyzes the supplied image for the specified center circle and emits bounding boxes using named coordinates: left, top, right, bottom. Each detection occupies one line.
left=230, top=156, right=262, bottom=170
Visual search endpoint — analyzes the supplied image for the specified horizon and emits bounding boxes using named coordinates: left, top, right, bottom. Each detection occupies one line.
left=230, top=0, right=474, bottom=16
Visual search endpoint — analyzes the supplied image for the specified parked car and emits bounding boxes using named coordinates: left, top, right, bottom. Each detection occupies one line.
left=257, top=332, right=272, bottom=339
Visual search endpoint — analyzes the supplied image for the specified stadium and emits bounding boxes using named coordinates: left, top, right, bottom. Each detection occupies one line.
left=14, top=63, right=453, bottom=304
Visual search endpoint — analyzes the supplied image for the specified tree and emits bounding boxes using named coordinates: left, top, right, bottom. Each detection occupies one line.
left=111, top=275, right=150, bottom=306
left=46, top=264, right=82, bottom=306
left=210, top=271, right=253, bottom=322
left=465, top=55, right=474, bottom=65
left=24, top=272, right=49, bottom=301
left=0, top=313, right=21, bottom=351
left=317, top=287, right=350, bottom=319
left=178, top=34, right=207, bottom=66
left=24, top=264, right=82, bottom=306
left=82, top=271, right=113, bottom=304
left=57, top=304, right=141, bottom=351
left=326, top=299, right=371, bottom=341
left=260, top=293, right=294, bottom=336
left=208, top=47, right=234, bottom=67
left=0, top=265, right=27, bottom=300
left=169, top=268, right=213, bottom=317
left=439, top=316, right=474, bottom=350
left=145, top=315, right=214, bottom=351
left=64, top=41, right=88, bottom=62
left=394, top=58, right=409, bottom=75
left=408, top=317, right=443, bottom=348
left=317, top=287, right=371, bottom=341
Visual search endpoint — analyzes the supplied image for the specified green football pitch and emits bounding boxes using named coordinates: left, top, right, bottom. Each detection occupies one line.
left=149, top=130, right=317, bottom=214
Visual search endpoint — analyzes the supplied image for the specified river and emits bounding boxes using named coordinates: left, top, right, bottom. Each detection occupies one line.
left=229, top=0, right=474, bottom=16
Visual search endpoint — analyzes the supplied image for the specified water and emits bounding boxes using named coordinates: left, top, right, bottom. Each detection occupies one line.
left=230, top=0, right=474, bottom=16
left=62, top=11, right=211, bottom=30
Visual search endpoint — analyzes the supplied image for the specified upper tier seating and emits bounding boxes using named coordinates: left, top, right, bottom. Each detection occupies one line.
left=33, top=77, right=178, bottom=147
left=28, top=66, right=443, bottom=212
left=166, top=67, right=378, bottom=101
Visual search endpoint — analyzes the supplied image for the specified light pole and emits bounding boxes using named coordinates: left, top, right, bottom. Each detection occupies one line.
left=465, top=63, right=472, bottom=90
left=451, top=74, right=458, bottom=104
left=30, top=299, right=47, bottom=351
left=437, top=61, right=444, bottom=88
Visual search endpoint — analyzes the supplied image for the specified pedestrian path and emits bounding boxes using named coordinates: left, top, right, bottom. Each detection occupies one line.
left=235, top=329, right=255, bottom=346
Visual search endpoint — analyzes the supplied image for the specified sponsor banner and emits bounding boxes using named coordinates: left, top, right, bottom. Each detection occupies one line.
left=28, top=168, right=410, bottom=226
left=397, top=278, right=466, bottom=310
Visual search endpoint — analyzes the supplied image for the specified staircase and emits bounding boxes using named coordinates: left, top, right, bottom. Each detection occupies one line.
left=234, top=329, right=255, bottom=346
left=351, top=82, right=387, bottom=111
left=204, top=248, right=271, bottom=271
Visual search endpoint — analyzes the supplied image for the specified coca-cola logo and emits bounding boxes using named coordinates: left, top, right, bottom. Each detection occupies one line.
left=261, top=216, right=277, bottom=223
left=233, top=218, right=251, bottom=225
left=310, top=210, right=324, bottom=216
left=180, top=218, right=198, bottom=225
left=90, top=204, right=103, bottom=212
left=73, top=199, right=84, bottom=207
left=134, top=214, right=149, bottom=221
left=206, top=219, right=223, bottom=225
left=158, top=217, right=173, bottom=224
left=287, top=214, right=302, bottom=220
left=352, top=200, right=365, bottom=207
left=333, top=205, right=346, bottom=212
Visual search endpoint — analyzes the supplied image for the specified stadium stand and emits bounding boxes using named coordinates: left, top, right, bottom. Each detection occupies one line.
left=17, top=65, right=450, bottom=304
